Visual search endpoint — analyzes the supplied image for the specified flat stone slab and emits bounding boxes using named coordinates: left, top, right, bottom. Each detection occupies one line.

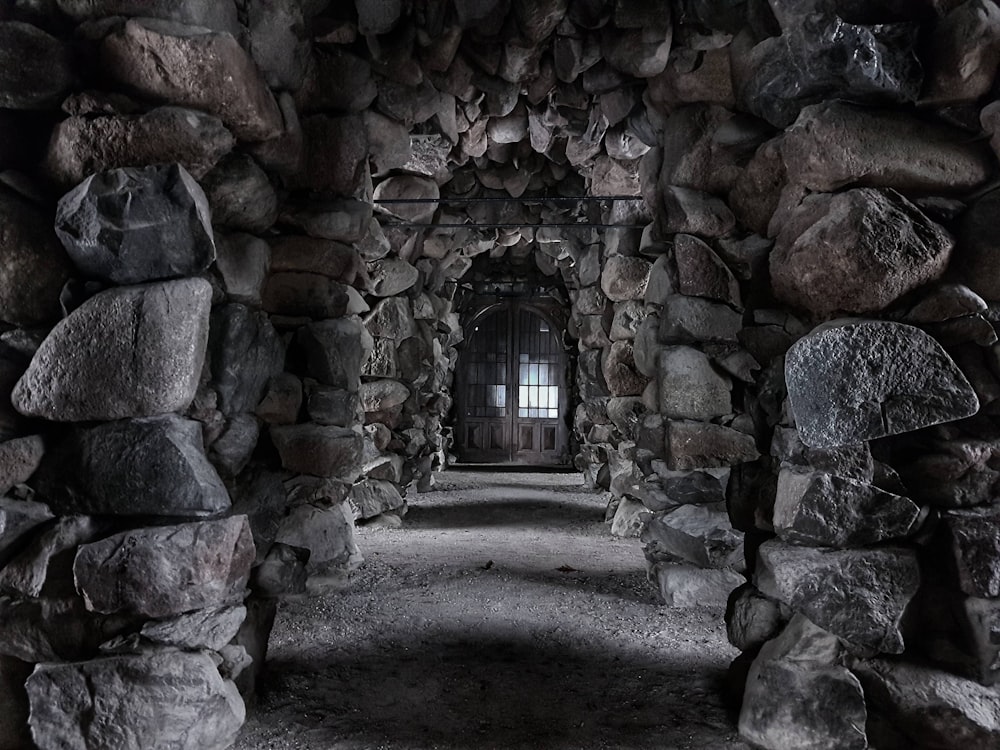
left=785, top=320, right=979, bottom=449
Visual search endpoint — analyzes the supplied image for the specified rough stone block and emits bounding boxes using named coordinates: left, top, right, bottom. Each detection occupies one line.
left=659, top=295, right=742, bottom=343
left=0, top=436, right=44, bottom=496
left=274, top=502, right=362, bottom=573
left=270, top=425, right=363, bottom=480
left=209, top=303, right=285, bottom=415
left=642, top=503, right=744, bottom=569
left=665, top=420, right=759, bottom=470
left=940, top=507, right=1000, bottom=598
left=0, top=21, right=73, bottom=110
left=650, top=561, right=744, bottom=608
left=657, top=346, right=732, bottom=420
left=298, top=318, right=368, bottom=393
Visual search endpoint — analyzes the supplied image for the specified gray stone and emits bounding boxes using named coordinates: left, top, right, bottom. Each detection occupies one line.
left=252, top=543, right=309, bottom=598
left=662, top=186, right=736, bottom=238
left=785, top=320, right=979, bottom=449
left=610, top=496, right=647, bottom=538
left=365, top=298, right=417, bottom=341
left=296, top=49, right=377, bottom=114
left=274, top=502, right=361, bottom=573
left=74, top=516, right=254, bottom=618
left=368, top=258, right=420, bottom=297
left=674, top=234, right=741, bottom=307
left=956, top=189, right=1000, bottom=302
left=255, top=374, right=302, bottom=426
left=44, top=107, right=235, bottom=188
left=770, top=426, right=875, bottom=482
left=0, top=22, right=73, bottom=110
left=0, top=655, right=31, bottom=750
left=773, top=469, right=923, bottom=548
left=609, top=300, right=645, bottom=341
left=740, top=631, right=866, bottom=750
left=755, top=540, right=920, bottom=653
left=269, top=236, right=362, bottom=284
left=922, top=0, right=1000, bottom=105
left=298, top=318, right=368, bottom=392
left=209, top=303, right=285, bottom=415
left=940, top=507, right=1000, bottom=598
left=245, top=0, right=309, bottom=89
left=55, top=164, right=215, bottom=285
left=627, top=468, right=729, bottom=511
left=291, top=115, right=369, bottom=194
left=306, top=387, right=361, bottom=428
left=602, top=341, right=648, bottom=397
left=56, top=0, right=240, bottom=33
left=0, top=497, right=53, bottom=564
left=0, top=436, right=43, bottom=496
left=270, top=425, right=363, bottom=480
left=643, top=503, right=744, bottom=570
left=13, top=278, right=212, bottom=421
left=140, top=605, right=246, bottom=651
left=201, top=152, right=277, bottom=232
left=101, top=18, right=282, bottom=141
left=27, top=650, right=244, bottom=750
left=262, top=273, right=352, bottom=318
left=0, top=191, right=73, bottom=327
left=215, top=232, right=270, bottom=305
left=771, top=188, right=954, bottom=319
left=658, top=346, right=732, bottom=420
left=601, top=25, right=672, bottom=79
left=209, top=414, right=260, bottom=478
left=895, top=436, right=1000, bottom=508
left=35, top=415, right=229, bottom=518
left=601, top=255, right=652, bottom=302
left=350, top=479, right=405, bottom=520
left=854, top=659, right=1000, bottom=749
left=665, top=421, right=759, bottom=470
left=726, top=583, right=784, bottom=652
left=782, top=101, right=995, bottom=195
left=0, top=515, right=102, bottom=599
left=659, top=295, right=742, bottom=343
left=650, top=561, right=744, bottom=608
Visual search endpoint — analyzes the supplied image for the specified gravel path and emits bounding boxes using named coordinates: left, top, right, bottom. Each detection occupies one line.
left=235, top=470, right=750, bottom=750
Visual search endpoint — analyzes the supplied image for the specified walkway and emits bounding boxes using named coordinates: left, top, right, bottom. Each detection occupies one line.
left=235, top=470, right=750, bottom=750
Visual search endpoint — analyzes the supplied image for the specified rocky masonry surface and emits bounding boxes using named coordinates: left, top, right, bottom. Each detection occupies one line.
left=1, top=0, right=1000, bottom=748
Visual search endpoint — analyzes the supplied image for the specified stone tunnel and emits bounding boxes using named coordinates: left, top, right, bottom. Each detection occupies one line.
left=2, top=0, right=1000, bottom=747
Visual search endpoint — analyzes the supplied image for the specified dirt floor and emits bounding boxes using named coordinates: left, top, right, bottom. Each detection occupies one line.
left=235, top=469, right=751, bottom=750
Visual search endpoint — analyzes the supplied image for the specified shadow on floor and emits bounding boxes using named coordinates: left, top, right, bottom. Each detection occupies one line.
left=401, top=497, right=605, bottom=530
left=252, top=627, right=744, bottom=750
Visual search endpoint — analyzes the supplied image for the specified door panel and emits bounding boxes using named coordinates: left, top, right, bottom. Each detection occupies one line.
left=456, top=302, right=568, bottom=465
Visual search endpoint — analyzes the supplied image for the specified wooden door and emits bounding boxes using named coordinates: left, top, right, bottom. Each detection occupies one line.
left=456, top=302, right=568, bottom=465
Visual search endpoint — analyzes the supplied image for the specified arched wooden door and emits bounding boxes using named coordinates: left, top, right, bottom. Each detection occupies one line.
left=455, top=302, right=569, bottom=465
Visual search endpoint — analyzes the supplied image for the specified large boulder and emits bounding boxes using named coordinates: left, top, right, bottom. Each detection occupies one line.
left=601, top=255, right=652, bottom=301
left=773, top=469, right=923, bottom=547
left=208, top=304, right=285, bottom=415
left=781, top=101, right=995, bottom=194
left=73, top=516, right=254, bottom=618
left=770, top=188, right=953, bottom=319
left=0, top=191, right=73, bottom=327
left=27, top=650, right=244, bottom=750
left=12, top=278, right=212, bottom=421
left=657, top=346, right=732, bottom=420
left=785, top=320, right=979, bottom=449
left=665, top=421, right=759, bottom=470
left=270, top=425, right=363, bottom=480
left=44, top=107, right=235, bottom=187
left=298, top=318, right=369, bottom=393
left=939, top=507, right=1000, bottom=598
left=55, top=164, right=215, bottom=285
left=34, top=415, right=229, bottom=518
left=200, top=152, right=277, bottom=232
left=100, top=18, right=282, bottom=141
left=274, top=502, right=361, bottom=574
left=755, top=540, right=920, bottom=653
left=0, top=22, right=74, bottom=109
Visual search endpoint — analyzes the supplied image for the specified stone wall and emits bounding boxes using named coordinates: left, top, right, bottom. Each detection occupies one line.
left=2, top=0, right=1000, bottom=748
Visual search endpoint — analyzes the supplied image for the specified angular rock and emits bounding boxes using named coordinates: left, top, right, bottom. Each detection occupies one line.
left=209, top=414, right=260, bottom=478
left=675, top=234, right=741, bottom=307
left=611, top=496, right=647, bottom=538
left=298, top=318, right=368, bottom=392
left=771, top=188, right=953, bottom=319
left=658, top=346, right=732, bottom=420
left=274, top=502, right=361, bottom=573
left=292, top=114, right=368, bottom=194
left=245, top=0, right=309, bottom=90
left=55, top=164, right=215, bottom=285
left=74, top=516, right=254, bottom=618
left=726, top=583, right=784, bottom=652
left=215, top=232, right=270, bottom=305
left=360, top=379, right=411, bottom=414
left=269, top=236, right=361, bottom=284
left=55, top=0, right=240, bottom=33
left=643, top=503, right=744, bottom=569
left=650, top=561, right=744, bottom=608
left=306, top=387, right=361, bottom=427
left=201, top=152, right=277, bottom=232
left=141, top=605, right=246, bottom=651
left=0, top=22, right=74, bottom=110
left=602, top=341, right=648, bottom=397
left=782, top=101, right=995, bottom=194
left=773, top=469, right=923, bottom=548
left=940, top=507, right=1000, bottom=598
left=101, top=18, right=282, bottom=141
left=0, top=515, right=103, bottom=599
left=601, top=25, right=672, bottom=79
left=894, top=436, right=1000, bottom=508
left=262, top=272, right=352, bottom=318
left=296, top=49, right=377, bottom=114
left=956, top=189, right=1000, bottom=302
left=350, top=479, right=405, bottom=520
left=855, top=659, right=1000, bottom=749
left=270, top=425, right=363, bottom=480
left=0, top=191, right=73, bottom=327
left=209, top=303, right=285, bottom=415
left=659, top=295, right=742, bottom=343
left=609, top=300, right=644, bottom=341
left=35, top=415, right=229, bottom=518
left=601, top=255, right=651, bottom=302
left=373, top=175, right=440, bottom=223
left=771, top=427, right=875, bottom=482
left=368, top=258, right=419, bottom=297
left=255, top=373, right=302, bottom=426
left=252, top=542, right=308, bottom=598
left=785, top=320, right=979, bottom=449
left=661, top=186, right=736, bottom=238
left=13, top=278, right=212, bottom=421
left=754, top=540, right=920, bottom=653
left=0, top=498, right=54, bottom=564
left=922, top=0, right=1000, bottom=106
left=27, top=650, right=244, bottom=750
left=665, top=421, right=759, bottom=470
left=44, top=107, right=235, bottom=188
left=0, top=436, right=44, bottom=496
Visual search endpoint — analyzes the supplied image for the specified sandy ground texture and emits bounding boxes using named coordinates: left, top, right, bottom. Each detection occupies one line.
left=235, top=469, right=751, bottom=750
